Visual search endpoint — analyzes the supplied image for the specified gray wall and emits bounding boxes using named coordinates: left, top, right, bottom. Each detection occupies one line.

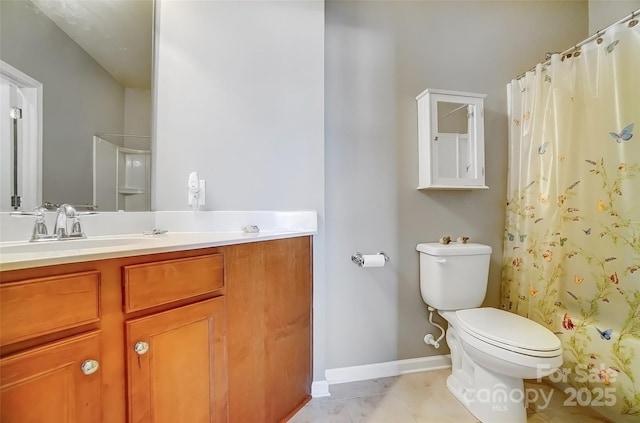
left=154, top=0, right=324, bottom=213
left=0, top=0, right=125, bottom=206
left=589, top=0, right=640, bottom=33
left=124, top=88, right=151, bottom=150
left=324, top=0, right=588, bottom=369
left=153, top=0, right=326, bottom=382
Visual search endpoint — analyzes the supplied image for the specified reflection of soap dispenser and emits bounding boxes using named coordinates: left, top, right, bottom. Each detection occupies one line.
left=188, top=171, right=205, bottom=211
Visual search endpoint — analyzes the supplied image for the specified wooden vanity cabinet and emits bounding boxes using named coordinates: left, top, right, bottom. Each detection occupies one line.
left=0, top=236, right=312, bottom=423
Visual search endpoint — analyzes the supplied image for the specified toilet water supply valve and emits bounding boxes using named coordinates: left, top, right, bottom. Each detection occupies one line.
left=424, top=306, right=445, bottom=349
left=425, top=236, right=470, bottom=347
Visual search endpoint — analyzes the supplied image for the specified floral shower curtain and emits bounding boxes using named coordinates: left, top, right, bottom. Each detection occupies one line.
left=501, top=17, right=640, bottom=422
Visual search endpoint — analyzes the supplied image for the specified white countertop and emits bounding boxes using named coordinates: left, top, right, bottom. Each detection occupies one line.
left=0, top=210, right=318, bottom=271
left=0, top=230, right=315, bottom=271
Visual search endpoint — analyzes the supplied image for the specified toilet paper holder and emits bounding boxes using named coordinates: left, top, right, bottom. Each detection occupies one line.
left=351, top=251, right=390, bottom=267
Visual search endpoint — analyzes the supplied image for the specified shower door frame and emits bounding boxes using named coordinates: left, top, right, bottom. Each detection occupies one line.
left=0, top=60, right=42, bottom=211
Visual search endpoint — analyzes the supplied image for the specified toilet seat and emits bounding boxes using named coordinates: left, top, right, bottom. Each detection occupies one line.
left=455, top=308, right=561, bottom=358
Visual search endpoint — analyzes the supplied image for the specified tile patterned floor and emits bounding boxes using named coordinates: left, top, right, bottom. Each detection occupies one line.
left=288, top=369, right=614, bottom=423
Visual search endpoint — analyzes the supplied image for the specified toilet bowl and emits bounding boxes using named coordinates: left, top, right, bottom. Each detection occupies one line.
left=417, top=242, right=562, bottom=423
left=442, top=308, right=562, bottom=375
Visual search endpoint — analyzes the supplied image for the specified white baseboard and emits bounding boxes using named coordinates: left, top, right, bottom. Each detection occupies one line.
left=325, top=354, right=451, bottom=385
left=311, top=380, right=331, bottom=398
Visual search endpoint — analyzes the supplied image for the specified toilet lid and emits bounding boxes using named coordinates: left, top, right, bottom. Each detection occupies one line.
left=455, top=308, right=561, bottom=356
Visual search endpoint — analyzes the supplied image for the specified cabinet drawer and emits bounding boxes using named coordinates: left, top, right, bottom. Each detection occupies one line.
left=123, top=254, right=224, bottom=313
left=0, top=271, right=101, bottom=346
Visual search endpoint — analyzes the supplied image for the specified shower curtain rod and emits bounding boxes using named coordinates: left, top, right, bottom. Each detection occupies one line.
left=515, top=8, right=639, bottom=80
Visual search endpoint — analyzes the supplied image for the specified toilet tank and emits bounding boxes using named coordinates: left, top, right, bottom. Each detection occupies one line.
left=416, top=242, right=492, bottom=311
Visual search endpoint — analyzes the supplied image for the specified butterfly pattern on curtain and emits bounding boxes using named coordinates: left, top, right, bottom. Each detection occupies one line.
left=502, top=18, right=640, bottom=422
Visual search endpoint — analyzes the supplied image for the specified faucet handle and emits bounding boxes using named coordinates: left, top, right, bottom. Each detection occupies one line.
left=65, top=208, right=97, bottom=238
left=32, top=215, right=49, bottom=238
left=9, top=206, right=47, bottom=217
left=10, top=207, right=56, bottom=241
left=70, top=217, right=84, bottom=237
left=32, top=207, right=49, bottom=238
left=33, top=205, right=47, bottom=215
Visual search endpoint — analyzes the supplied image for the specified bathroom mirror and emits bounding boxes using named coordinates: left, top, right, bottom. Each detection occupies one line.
left=416, top=88, right=488, bottom=189
left=437, top=101, right=469, bottom=135
left=0, top=0, right=154, bottom=211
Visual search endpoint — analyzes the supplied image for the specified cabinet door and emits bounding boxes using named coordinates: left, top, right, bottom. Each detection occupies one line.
left=126, top=297, right=227, bottom=423
left=0, top=332, right=102, bottom=423
left=430, top=94, right=485, bottom=187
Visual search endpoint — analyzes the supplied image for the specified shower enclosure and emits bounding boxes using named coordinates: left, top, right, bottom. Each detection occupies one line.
left=93, top=134, right=150, bottom=211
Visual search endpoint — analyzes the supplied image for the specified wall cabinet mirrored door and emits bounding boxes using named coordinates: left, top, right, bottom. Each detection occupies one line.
left=416, top=89, right=488, bottom=189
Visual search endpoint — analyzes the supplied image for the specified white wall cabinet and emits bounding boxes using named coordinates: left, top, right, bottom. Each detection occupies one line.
left=416, top=89, right=488, bottom=189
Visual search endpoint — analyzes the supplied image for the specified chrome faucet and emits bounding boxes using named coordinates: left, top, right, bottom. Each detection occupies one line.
left=10, top=204, right=97, bottom=242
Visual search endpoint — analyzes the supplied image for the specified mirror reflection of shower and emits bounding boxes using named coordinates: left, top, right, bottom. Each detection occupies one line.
left=0, top=0, right=153, bottom=211
left=1, top=61, right=42, bottom=212
left=93, top=134, right=150, bottom=211
left=9, top=106, right=22, bottom=210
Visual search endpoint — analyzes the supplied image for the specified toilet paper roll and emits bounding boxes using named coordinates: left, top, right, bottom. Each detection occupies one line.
left=361, top=254, right=386, bottom=268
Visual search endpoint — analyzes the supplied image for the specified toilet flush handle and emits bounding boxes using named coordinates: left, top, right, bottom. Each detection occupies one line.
left=435, top=258, right=447, bottom=264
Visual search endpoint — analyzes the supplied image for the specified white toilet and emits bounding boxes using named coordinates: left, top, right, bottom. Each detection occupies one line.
left=416, top=242, right=562, bottom=423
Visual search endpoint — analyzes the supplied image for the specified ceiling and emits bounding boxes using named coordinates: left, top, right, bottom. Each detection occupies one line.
left=31, top=0, right=153, bottom=89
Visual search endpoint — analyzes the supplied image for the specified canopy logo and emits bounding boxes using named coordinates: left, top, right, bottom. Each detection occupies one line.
left=461, top=363, right=619, bottom=412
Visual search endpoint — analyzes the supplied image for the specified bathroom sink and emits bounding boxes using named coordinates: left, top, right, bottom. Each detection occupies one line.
left=0, top=236, right=156, bottom=255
